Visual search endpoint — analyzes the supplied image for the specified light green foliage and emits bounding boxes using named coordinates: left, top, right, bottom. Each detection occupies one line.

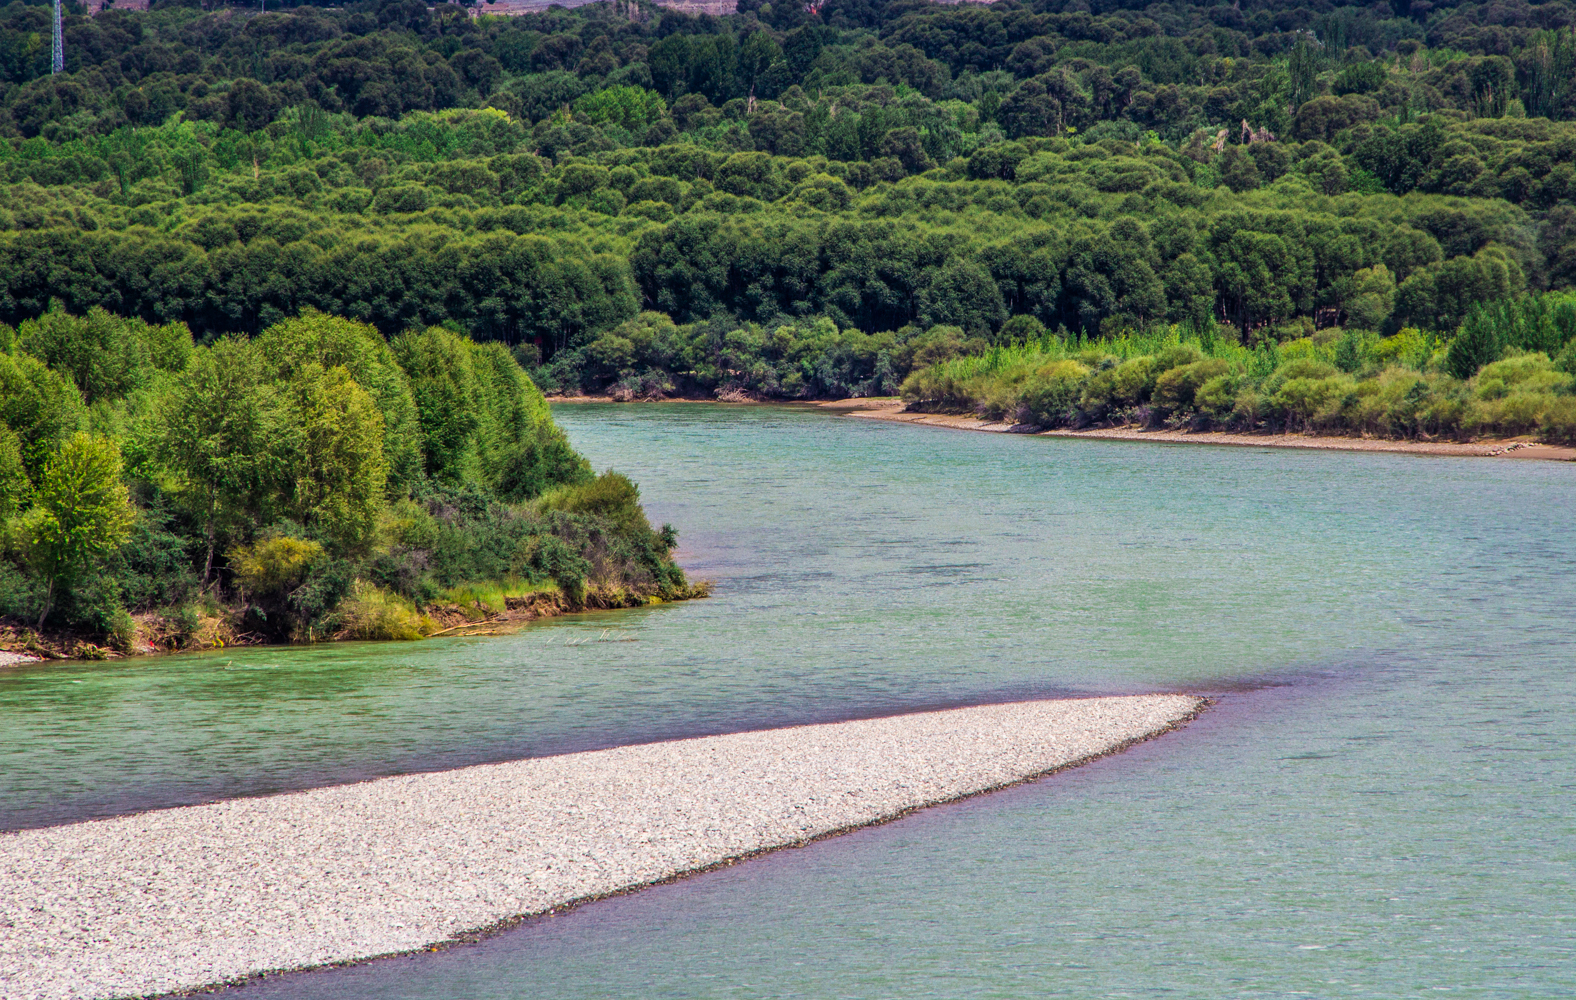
left=391, top=327, right=481, bottom=485
left=1154, top=359, right=1232, bottom=411
left=332, top=580, right=434, bottom=641
left=0, top=426, right=30, bottom=516
left=255, top=311, right=424, bottom=496
left=906, top=301, right=1576, bottom=442
left=0, top=349, right=86, bottom=478
left=157, top=336, right=282, bottom=581
left=281, top=364, right=389, bottom=553
left=395, top=324, right=592, bottom=499
left=230, top=538, right=321, bottom=595
left=1345, top=265, right=1397, bottom=332
left=575, top=87, right=667, bottom=132
left=1019, top=360, right=1092, bottom=425
left=22, top=433, right=135, bottom=627
left=15, top=306, right=188, bottom=405
left=539, top=471, right=651, bottom=540
left=228, top=536, right=324, bottom=596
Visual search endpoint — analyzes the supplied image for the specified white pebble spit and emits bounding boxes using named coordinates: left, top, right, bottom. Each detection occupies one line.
left=1, top=694, right=1202, bottom=1000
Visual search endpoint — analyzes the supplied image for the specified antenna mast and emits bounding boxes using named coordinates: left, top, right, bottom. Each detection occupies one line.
left=51, top=0, right=63, bottom=75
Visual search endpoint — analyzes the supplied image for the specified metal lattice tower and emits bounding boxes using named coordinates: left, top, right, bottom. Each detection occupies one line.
left=51, top=0, right=63, bottom=75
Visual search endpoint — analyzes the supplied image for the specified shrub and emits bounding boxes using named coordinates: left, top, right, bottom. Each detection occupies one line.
left=1466, top=391, right=1556, bottom=437
left=1541, top=397, right=1576, bottom=444
left=516, top=533, right=591, bottom=607
left=1079, top=356, right=1155, bottom=418
left=332, top=580, right=435, bottom=641
left=1018, top=360, right=1090, bottom=426
left=1153, top=359, right=1230, bottom=412
left=1369, top=328, right=1429, bottom=367
left=538, top=472, right=651, bottom=540
left=1194, top=373, right=1242, bottom=420
left=229, top=536, right=324, bottom=596
left=1273, top=375, right=1355, bottom=430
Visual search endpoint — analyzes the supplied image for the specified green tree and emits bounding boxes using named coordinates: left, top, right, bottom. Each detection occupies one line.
left=281, top=364, right=388, bottom=553
left=1446, top=307, right=1508, bottom=379
left=22, top=433, right=135, bottom=629
left=157, top=336, right=283, bottom=586
left=0, top=350, right=85, bottom=478
left=0, top=426, right=30, bottom=516
left=255, top=311, right=424, bottom=498
left=1346, top=264, right=1397, bottom=331
left=391, top=326, right=481, bottom=485
left=17, top=305, right=189, bottom=405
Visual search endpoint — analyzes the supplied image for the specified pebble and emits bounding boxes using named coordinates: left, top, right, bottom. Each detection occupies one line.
left=0, top=694, right=1202, bottom=1000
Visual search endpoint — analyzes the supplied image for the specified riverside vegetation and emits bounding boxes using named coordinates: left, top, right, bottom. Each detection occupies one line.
left=0, top=308, right=701, bottom=657
left=5, top=0, right=1576, bottom=650
left=6, top=0, right=1576, bottom=412
left=900, top=297, right=1576, bottom=438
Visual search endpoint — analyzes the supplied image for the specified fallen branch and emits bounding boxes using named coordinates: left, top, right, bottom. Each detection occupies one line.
left=428, top=616, right=508, bottom=636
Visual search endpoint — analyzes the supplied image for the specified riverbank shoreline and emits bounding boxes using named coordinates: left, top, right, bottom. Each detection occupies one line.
left=0, top=585, right=709, bottom=667
left=1, top=694, right=1204, bottom=1000
left=548, top=395, right=1576, bottom=461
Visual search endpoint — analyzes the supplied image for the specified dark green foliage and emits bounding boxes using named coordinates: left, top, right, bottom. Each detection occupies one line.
left=1447, top=294, right=1576, bottom=377
left=522, top=533, right=592, bottom=607
left=105, top=500, right=200, bottom=612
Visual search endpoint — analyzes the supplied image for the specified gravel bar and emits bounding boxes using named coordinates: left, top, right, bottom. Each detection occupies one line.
left=1, top=694, right=1203, bottom=1000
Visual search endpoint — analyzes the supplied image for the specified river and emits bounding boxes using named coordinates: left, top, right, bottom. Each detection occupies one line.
left=2, top=403, right=1572, bottom=997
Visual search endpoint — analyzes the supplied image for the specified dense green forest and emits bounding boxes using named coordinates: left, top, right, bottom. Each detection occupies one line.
left=3, top=0, right=1575, bottom=366
left=5, top=0, right=1576, bottom=648
left=0, top=307, right=697, bottom=653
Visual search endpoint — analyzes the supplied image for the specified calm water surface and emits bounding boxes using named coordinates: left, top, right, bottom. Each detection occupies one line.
left=2, top=403, right=1572, bottom=997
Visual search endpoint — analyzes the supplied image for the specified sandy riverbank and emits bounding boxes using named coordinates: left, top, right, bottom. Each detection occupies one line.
left=1, top=694, right=1202, bottom=1000
left=548, top=395, right=1576, bottom=460
left=813, top=398, right=1576, bottom=461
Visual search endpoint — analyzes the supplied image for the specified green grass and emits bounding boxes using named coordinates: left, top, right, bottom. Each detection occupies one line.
left=436, top=578, right=562, bottom=616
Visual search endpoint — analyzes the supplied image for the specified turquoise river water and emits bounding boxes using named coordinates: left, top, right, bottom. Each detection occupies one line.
left=2, top=403, right=1573, bottom=998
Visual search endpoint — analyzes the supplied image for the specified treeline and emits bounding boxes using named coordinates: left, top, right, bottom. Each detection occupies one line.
left=899, top=294, right=1576, bottom=442
left=5, top=0, right=1576, bottom=146
left=1, top=113, right=1570, bottom=344
left=0, top=306, right=696, bottom=653
left=1, top=0, right=1575, bottom=423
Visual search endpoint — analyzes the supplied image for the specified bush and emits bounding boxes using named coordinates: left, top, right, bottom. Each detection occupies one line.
left=538, top=471, right=651, bottom=540
left=1194, top=373, right=1242, bottom=421
left=332, top=580, right=434, bottom=641
left=516, top=533, right=591, bottom=607
left=229, top=536, right=324, bottom=596
left=1080, top=356, right=1156, bottom=419
left=1153, top=359, right=1230, bottom=412
left=1273, top=375, right=1355, bottom=430
left=1541, top=397, right=1576, bottom=445
left=1018, top=360, right=1090, bottom=426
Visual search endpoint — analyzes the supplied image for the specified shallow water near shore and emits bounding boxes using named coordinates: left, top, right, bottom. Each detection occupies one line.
left=4, top=403, right=1574, bottom=997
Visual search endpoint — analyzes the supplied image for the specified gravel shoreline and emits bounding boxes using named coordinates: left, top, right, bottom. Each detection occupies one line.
left=818, top=399, right=1576, bottom=460
left=1, top=694, right=1202, bottom=1000
left=547, top=397, right=1576, bottom=460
